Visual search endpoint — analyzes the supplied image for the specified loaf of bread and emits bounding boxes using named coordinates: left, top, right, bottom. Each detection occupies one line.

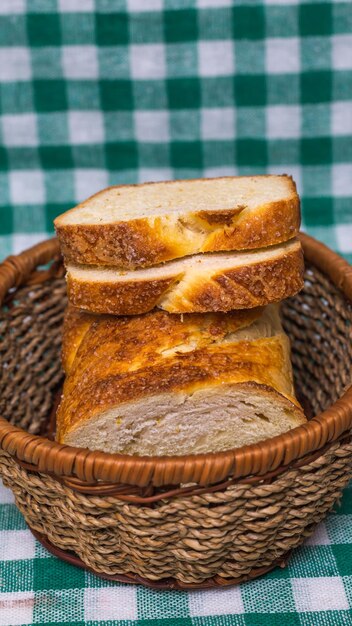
left=57, top=304, right=306, bottom=456
left=54, top=175, right=300, bottom=270
left=66, top=239, right=304, bottom=315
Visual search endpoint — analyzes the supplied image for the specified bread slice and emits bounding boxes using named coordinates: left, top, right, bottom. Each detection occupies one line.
left=56, top=305, right=306, bottom=456
left=66, top=238, right=304, bottom=315
left=54, top=175, right=300, bottom=269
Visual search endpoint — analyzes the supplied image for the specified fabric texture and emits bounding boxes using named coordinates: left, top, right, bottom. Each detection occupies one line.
left=0, top=1, right=351, bottom=624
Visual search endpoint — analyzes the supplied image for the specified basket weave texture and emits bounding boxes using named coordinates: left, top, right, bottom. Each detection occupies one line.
left=0, top=234, right=351, bottom=589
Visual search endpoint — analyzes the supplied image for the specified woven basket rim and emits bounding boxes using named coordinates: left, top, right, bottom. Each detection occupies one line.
left=0, top=233, right=352, bottom=488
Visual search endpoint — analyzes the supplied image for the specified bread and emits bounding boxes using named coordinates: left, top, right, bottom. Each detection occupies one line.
left=66, top=239, right=304, bottom=315
left=54, top=175, right=300, bottom=269
left=57, top=305, right=306, bottom=456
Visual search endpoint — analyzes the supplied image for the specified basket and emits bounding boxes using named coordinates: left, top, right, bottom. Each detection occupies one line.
left=0, top=233, right=351, bottom=590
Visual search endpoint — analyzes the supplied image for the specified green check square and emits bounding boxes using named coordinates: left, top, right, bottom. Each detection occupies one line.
left=267, top=75, right=300, bottom=105
left=235, top=41, right=265, bottom=75
left=0, top=15, right=27, bottom=46
left=37, top=113, right=69, bottom=146
left=27, top=13, right=62, bottom=46
left=133, top=80, right=167, bottom=109
left=334, top=136, right=352, bottom=163
left=67, top=82, right=100, bottom=110
left=266, top=5, right=298, bottom=37
left=202, top=77, right=234, bottom=107
left=31, top=48, right=64, bottom=80
left=333, top=3, right=352, bottom=34
left=72, top=145, right=105, bottom=168
left=138, top=620, right=192, bottom=626
left=203, top=140, right=235, bottom=169
left=33, top=80, right=67, bottom=112
left=233, top=6, right=265, bottom=40
left=0, top=83, right=34, bottom=115
left=0, top=560, right=33, bottom=593
left=61, top=13, right=95, bottom=45
left=0, top=505, right=27, bottom=531
left=33, top=556, right=85, bottom=591
left=130, top=11, right=163, bottom=44
left=331, top=545, right=352, bottom=576
left=234, top=76, right=266, bottom=106
left=39, top=146, right=74, bottom=169
left=0, top=206, right=13, bottom=235
left=245, top=615, right=300, bottom=626
left=8, top=147, right=40, bottom=169
left=299, top=3, right=332, bottom=36
left=139, top=142, right=170, bottom=169
left=300, top=71, right=332, bottom=104
left=333, top=70, right=352, bottom=101
left=166, top=43, right=198, bottom=78
left=95, top=12, right=129, bottom=46
left=167, top=78, right=201, bottom=109
left=303, top=197, right=334, bottom=227
left=170, top=141, right=202, bottom=168
left=198, top=8, right=233, bottom=40
left=0, top=147, right=9, bottom=171
left=164, top=9, right=198, bottom=43
left=301, top=138, right=332, bottom=165
left=105, top=141, right=138, bottom=170
left=237, top=139, right=267, bottom=166
left=302, top=166, right=331, bottom=196
left=100, top=80, right=134, bottom=111
left=45, top=202, right=71, bottom=231
left=169, top=110, right=200, bottom=140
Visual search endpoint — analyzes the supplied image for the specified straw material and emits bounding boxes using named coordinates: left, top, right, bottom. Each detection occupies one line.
left=0, top=234, right=351, bottom=588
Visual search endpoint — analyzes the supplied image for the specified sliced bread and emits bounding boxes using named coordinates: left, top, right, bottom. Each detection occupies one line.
left=66, top=238, right=304, bottom=315
left=54, top=175, right=300, bottom=269
left=56, top=304, right=306, bottom=455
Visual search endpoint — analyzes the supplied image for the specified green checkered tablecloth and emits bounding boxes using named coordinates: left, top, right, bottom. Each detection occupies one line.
left=0, top=1, right=351, bottom=625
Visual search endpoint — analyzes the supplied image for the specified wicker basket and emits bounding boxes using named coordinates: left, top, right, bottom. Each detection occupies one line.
left=0, top=233, right=351, bottom=590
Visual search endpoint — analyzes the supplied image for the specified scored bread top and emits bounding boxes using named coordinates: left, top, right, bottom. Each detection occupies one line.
left=56, top=304, right=302, bottom=443
left=54, top=175, right=300, bottom=269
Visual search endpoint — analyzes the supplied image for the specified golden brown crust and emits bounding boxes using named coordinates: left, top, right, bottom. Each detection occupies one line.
left=66, top=243, right=304, bottom=315
left=55, top=176, right=300, bottom=269
left=67, top=273, right=181, bottom=315
left=56, top=308, right=303, bottom=442
left=61, top=306, right=96, bottom=374
left=166, top=243, right=304, bottom=313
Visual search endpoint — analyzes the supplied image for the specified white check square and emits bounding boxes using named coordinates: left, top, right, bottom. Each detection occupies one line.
left=336, top=224, right=352, bottom=254
left=333, top=164, right=352, bottom=196
left=202, top=107, right=235, bottom=140
left=68, top=111, right=104, bottom=145
left=84, top=587, right=137, bottom=621
left=135, top=111, right=169, bottom=142
left=130, top=44, right=166, bottom=79
left=2, top=114, right=38, bottom=147
left=59, top=0, right=94, bottom=10
left=0, top=48, right=31, bottom=81
left=0, top=530, right=36, bottom=561
left=292, top=577, right=349, bottom=612
left=266, top=105, right=300, bottom=139
left=10, top=170, right=45, bottom=204
left=332, top=35, right=352, bottom=70
left=74, top=169, right=108, bottom=202
left=139, top=167, right=173, bottom=182
left=266, top=38, right=299, bottom=74
left=0, top=0, right=24, bottom=14
left=332, top=101, right=352, bottom=136
left=62, top=45, right=98, bottom=79
left=189, top=586, right=244, bottom=616
left=198, top=41, right=234, bottom=77
left=128, top=0, right=163, bottom=9
left=0, top=592, right=34, bottom=626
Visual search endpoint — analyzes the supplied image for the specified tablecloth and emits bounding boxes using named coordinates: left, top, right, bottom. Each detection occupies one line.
left=0, top=1, right=351, bottom=624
